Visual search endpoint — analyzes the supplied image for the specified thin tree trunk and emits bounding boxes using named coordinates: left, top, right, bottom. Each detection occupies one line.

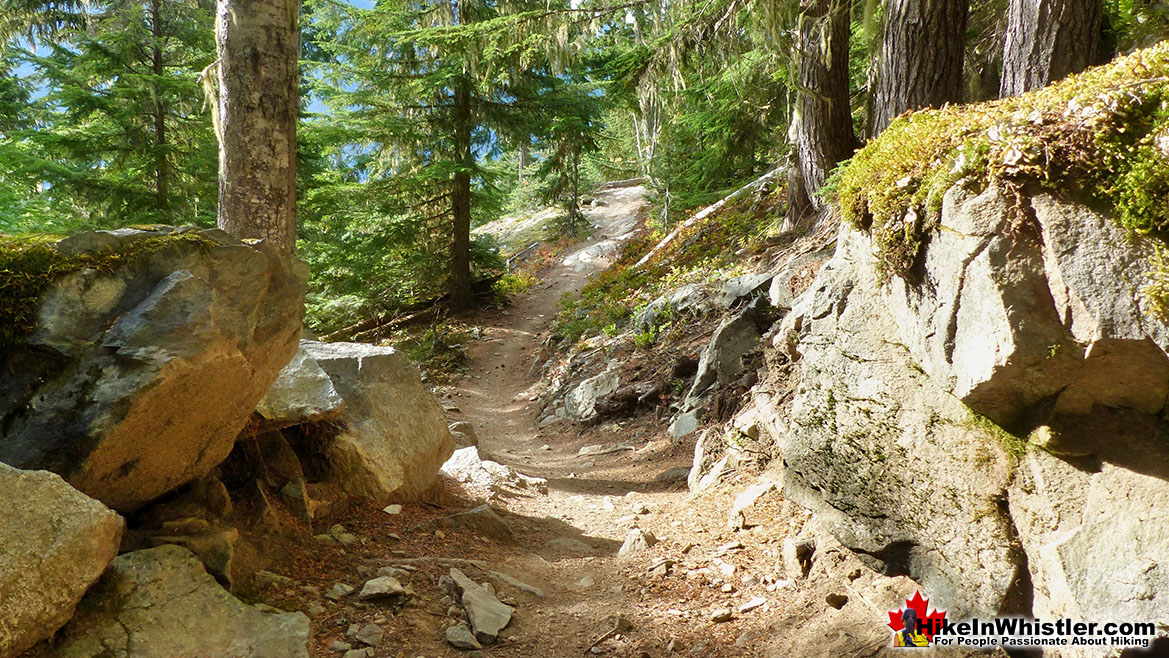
left=518, top=143, right=528, bottom=185
left=215, top=0, right=299, bottom=255
left=1000, top=0, right=1102, bottom=96
left=786, top=0, right=856, bottom=227
left=449, top=76, right=474, bottom=311
left=150, top=0, right=169, bottom=213
left=871, top=0, right=968, bottom=136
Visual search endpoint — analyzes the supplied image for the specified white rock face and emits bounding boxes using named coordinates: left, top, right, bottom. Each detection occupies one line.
left=762, top=184, right=1169, bottom=618
left=302, top=341, right=456, bottom=501
left=0, top=464, right=123, bottom=658
left=255, top=346, right=345, bottom=423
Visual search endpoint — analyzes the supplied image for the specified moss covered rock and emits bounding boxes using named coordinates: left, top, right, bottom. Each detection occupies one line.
left=838, top=40, right=1169, bottom=280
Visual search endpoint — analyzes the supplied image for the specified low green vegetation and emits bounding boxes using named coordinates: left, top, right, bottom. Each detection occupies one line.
left=552, top=191, right=786, bottom=345
left=0, top=231, right=218, bottom=345
left=837, top=41, right=1169, bottom=280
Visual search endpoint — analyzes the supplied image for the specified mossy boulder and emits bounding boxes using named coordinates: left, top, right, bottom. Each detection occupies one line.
left=838, top=40, right=1169, bottom=280
left=0, top=226, right=306, bottom=512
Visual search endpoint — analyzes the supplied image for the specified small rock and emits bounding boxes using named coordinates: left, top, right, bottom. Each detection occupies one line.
left=545, top=537, right=594, bottom=554
left=377, top=566, right=410, bottom=580
left=490, top=571, right=545, bottom=597
left=382, top=504, right=403, bottom=515
left=618, top=528, right=657, bottom=557
left=540, top=444, right=551, bottom=450
left=666, top=638, right=681, bottom=652
left=446, top=624, right=483, bottom=650
left=357, top=576, right=407, bottom=601
left=353, top=623, right=384, bottom=647
left=631, top=502, right=650, bottom=515
left=327, top=640, right=352, bottom=653
left=711, top=608, right=733, bottom=623
left=738, top=596, right=766, bottom=613
left=342, top=650, right=370, bottom=658
left=255, top=570, right=296, bottom=589
left=326, top=582, right=354, bottom=600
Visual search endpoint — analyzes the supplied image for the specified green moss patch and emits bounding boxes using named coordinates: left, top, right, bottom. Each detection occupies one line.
left=0, top=232, right=219, bottom=346
left=838, top=41, right=1169, bottom=280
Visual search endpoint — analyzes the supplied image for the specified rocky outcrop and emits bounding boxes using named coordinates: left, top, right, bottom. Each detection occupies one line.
left=44, top=545, right=310, bottom=657
left=0, top=464, right=122, bottom=658
left=292, top=340, right=455, bottom=501
left=760, top=185, right=1169, bottom=622
left=0, top=227, right=306, bottom=512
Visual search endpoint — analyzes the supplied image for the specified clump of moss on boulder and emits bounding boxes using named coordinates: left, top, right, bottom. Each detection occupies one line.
left=0, top=230, right=219, bottom=346
left=838, top=40, right=1169, bottom=279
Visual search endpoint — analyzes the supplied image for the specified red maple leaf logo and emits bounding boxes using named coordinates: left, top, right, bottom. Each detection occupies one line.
left=887, top=591, right=947, bottom=641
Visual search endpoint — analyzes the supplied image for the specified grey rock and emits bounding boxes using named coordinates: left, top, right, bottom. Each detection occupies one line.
left=445, top=504, right=516, bottom=542
left=357, top=576, right=407, bottom=601
left=686, top=297, right=766, bottom=403
left=327, top=640, right=351, bottom=653
left=301, top=340, right=456, bottom=501
left=710, top=608, right=733, bottom=623
left=489, top=571, right=545, bottom=597
left=448, top=421, right=479, bottom=447
left=445, top=624, right=483, bottom=650
left=653, top=465, right=691, bottom=484
left=255, top=345, right=344, bottom=423
left=47, top=545, right=309, bottom=657
left=618, top=528, right=657, bottom=557
left=0, top=464, right=123, bottom=658
left=564, top=369, right=620, bottom=421
left=352, top=623, right=384, bottom=647
left=448, top=568, right=514, bottom=645
left=715, top=272, right=774, bottom=308
left=545, top=537, right=594, bottom=554
left=327, top=582, right=354, bottom=600
left=668, top=411, right=700, bottom=440
left=1, top=230, right=305, bottom=512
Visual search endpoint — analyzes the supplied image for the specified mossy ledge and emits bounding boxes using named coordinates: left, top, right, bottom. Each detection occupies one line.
left=838, top=40, right=1169, bottom=280
left=0, top=230, right=220, bottom=346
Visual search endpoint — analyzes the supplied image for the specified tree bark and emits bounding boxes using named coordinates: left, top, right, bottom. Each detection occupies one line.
left=871, top=0, right=968, bottom=136
left=150, top=0, right=169, bottom=212
left=215, top=0, right=299, bottom=255
left=1000, top=0, right=1102, bottom=96
left=448, top=76, right=474, bottom=311
left=786, top=0, right=857, bottom=227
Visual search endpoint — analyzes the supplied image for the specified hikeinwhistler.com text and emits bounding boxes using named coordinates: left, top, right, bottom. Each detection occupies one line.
left=922, top=617, right=1158, bottom=649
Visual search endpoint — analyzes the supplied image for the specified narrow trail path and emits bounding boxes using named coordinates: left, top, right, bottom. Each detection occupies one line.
left=436, top=186, right=721, bottom=657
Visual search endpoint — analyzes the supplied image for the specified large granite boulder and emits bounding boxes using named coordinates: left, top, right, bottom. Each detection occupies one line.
left=0, top=463, right=123, bottom=658
left=268, top=340, right=455, bottom=501
left=759, top=182, right=1169, bottom=621
left=0, top=227, right=306, bottom=512
left=42, top=545, right=310, bottom=658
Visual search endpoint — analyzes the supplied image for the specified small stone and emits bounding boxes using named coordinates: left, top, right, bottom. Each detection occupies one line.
left=720, top=583, right=734, bottom=593
left=631, top=502, right=650, bottom=515
left=711, top=608, right=733, bottom=623
left=666, top=638, right=681, bottom=652
left=618, top=528, right=657, bottom=557
left=540, top=444, right=551, bottom=450
left=383, top=504, right=403, bottom=515
left=378, top=566, right=411, bottom=580
left=358, top=576, right=407, bottom=601
left=254, top=570, right=296, bottom=589
left=326, top=582, right=354, bottom=600
left=738, top=596, right=766, bottom=613
left=446, top=623, right=483, bottom=650
left=328, top=640, right=352, bottom=653
left=353, top=623, right=384, bottom=647
left=342, top=650, right=370, bottom=658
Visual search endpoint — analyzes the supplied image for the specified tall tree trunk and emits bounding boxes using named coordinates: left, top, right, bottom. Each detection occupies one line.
left=871, top=0, right=968, bottom=136
left=449, top=76, right=474, bottom=311
left=517, top=143, right=528, bottom=185
left=150, top=0, right=169, bottom=213
left=786, top=0, right=857, bottom=228
left=1000, top=0, right=1102, bottom=96
left=215, top=0, right=299, bottom=255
